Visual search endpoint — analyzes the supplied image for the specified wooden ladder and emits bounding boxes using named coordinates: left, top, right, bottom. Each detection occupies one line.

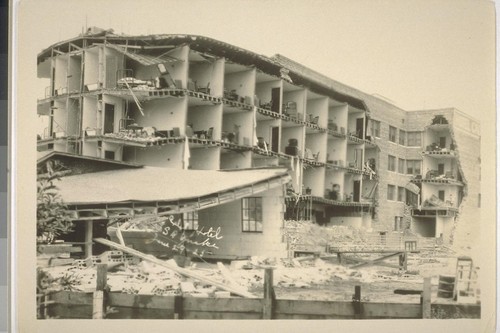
left=454, top=256, right=476, bottom=303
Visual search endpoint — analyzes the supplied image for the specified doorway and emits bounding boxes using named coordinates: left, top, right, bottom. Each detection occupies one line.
left=104, top=103, right=115, bottom=134
left=271, top=126, right=279, bottom=153
left=356, top=118, right=364, bottom=139
left=353, top=180, right=361, bottom=202
left=438, top=163, right=445, bottom=175
left=439, top=136, right=446, bottom=148
left=271, top=87, right=281, bottom=113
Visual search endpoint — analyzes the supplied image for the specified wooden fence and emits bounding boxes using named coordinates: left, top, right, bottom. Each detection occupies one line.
left=38, top=268, right=480, bottom=320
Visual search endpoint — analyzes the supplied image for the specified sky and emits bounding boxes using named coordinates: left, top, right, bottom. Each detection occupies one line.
left=16, top=0, right=496, bottom=130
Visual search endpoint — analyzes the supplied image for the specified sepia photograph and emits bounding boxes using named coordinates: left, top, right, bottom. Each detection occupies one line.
left=12, top=0, right=496, bottom=332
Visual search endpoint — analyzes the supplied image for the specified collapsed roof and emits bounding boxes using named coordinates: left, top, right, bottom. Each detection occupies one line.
left=37, top=30, right=368, bottom=111
left=56, top=166, right=290, bottom=205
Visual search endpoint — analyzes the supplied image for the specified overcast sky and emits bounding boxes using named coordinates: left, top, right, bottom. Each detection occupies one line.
left=19, top=0, right=495, bottom=127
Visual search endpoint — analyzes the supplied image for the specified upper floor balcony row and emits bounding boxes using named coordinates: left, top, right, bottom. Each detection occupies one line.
left=38, top=87, right=376, bottom=149
left=37, top=128, right=376, bottom=180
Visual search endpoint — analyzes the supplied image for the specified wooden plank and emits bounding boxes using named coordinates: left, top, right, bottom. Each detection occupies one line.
left=96, top=264, right=107, bottom=290
left=93, top=263, right=108, bottom=319
left=275, top=300, right=355, bottom=316
left=92, top=290, right=105, bottom=319
left=363, top=303, right=422, bottom=319
left=107, top=292, right=176, bottom=309
left=422, top=277, right=431, bottom=318
left=106, top=307, right=175, bottom=319
left=85, top=220, right=93, bottom=258
left=275, top=313, right=349, bottom=320
left=50, top=304, right=92, bottom=319
left=48, top=258, right=76, bottom=266
left=183, top=311, right=262, bottom=320
left=275, top=300, right=422, bottom=318
left=182, top=297, right=262, bottom=313
left=93, top=238, right=257, bottom=298
left=263, top=268, right=274, bottom=319
left=50, top=290, right=93, bottom=305
left=351, top=252, right=402, bottom=268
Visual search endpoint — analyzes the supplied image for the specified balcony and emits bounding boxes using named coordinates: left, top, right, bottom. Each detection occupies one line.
left=412, top=170, right=463, bottom=186
left=423, top=144, right=457, bottom=159
left=421, top=194, right=456, bottom=208
left=347, top=131, right=364, bottom=145
left=312, top=195, right=372, bottom=208
left=411, top=206, right=458, bottom=217
left=86, top=125, right=185, bottom=148
left=284, top=193, right=372, bottom=211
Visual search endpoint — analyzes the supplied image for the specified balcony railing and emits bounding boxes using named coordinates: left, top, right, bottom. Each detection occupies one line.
left=423, top=148, right=457, bottom=157
left=412, top=171, right=462, bottom=186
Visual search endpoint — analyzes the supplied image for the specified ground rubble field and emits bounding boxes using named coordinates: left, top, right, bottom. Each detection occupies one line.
left=39, top=250, right=476, bottom=305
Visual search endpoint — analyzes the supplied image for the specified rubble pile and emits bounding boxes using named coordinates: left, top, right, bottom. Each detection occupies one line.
left=284, top=220, right=387, bottom=252
left=38, top=252, right=426, bottom=301
left=284, top=220, right=360, bottom=246
left=37, top=230, right=467, bottom=303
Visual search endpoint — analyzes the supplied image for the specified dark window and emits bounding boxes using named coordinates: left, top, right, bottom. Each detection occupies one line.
left=407, top=132, right=422, bottom=147
left=399, top=130, right=406, bottom=145
left=394, top=216, right=404, bottom=231
left=388, top=155, right=396, bottom=172
left=104, top=150, right=115, bottom=160
left=371, top=120, right=380, bottom=138
left=242, top=197, right=263, bottom=232
left=182, top=211, right=199, bottom=230
left=398, top=158, right=405, bottom=174
left=398, top=187, right=405, bottom=202
left=104, top=103, right=115, bottom=134
left=406, top=160, right=422, bottom=175
left=438, top=190, right=445, bottom=201
left=439, top=136, right=446, bottom=148
left=438, top=163, right=445, bottom=175
left=389, top=126, right=397, bottom=143
left=406, top=190, right=419, bottom=207
left=387, top=185, right=396, bottom=201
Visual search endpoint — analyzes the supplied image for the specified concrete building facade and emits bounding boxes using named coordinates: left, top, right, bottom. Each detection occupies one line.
left=36, top=29, right=481, bottom=255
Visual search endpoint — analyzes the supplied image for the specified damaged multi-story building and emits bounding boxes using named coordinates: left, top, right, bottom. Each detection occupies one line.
left=36, top=28, right=481, bottom=258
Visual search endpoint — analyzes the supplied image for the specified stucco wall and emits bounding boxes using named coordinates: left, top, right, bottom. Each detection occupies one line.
left=198, top=186, right=287, bottom=258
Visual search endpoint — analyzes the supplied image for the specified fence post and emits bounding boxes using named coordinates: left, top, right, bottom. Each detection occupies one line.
left=422, top=277, right=431, bottom=318
left=93, top=263, right=107, bottom=319
left=352, top=285, right=362, bottom=318
left=174, top=295, right=184, bottom=319
left=263, top=268, right=275, bottom=319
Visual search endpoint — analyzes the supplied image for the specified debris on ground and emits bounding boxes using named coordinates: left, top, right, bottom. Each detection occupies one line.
left=36, top=224, right=479, bottom=304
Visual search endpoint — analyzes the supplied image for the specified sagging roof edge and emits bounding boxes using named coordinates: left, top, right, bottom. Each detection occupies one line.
left=37, top=150, right=143, bottom=168
left=64, top=172, right=292, bottom=207
left=37, top=33, right=369, bottom=113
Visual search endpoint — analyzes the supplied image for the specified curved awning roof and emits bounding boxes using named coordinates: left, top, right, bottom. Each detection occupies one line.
left=57, top=166, right=291, bottom=205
